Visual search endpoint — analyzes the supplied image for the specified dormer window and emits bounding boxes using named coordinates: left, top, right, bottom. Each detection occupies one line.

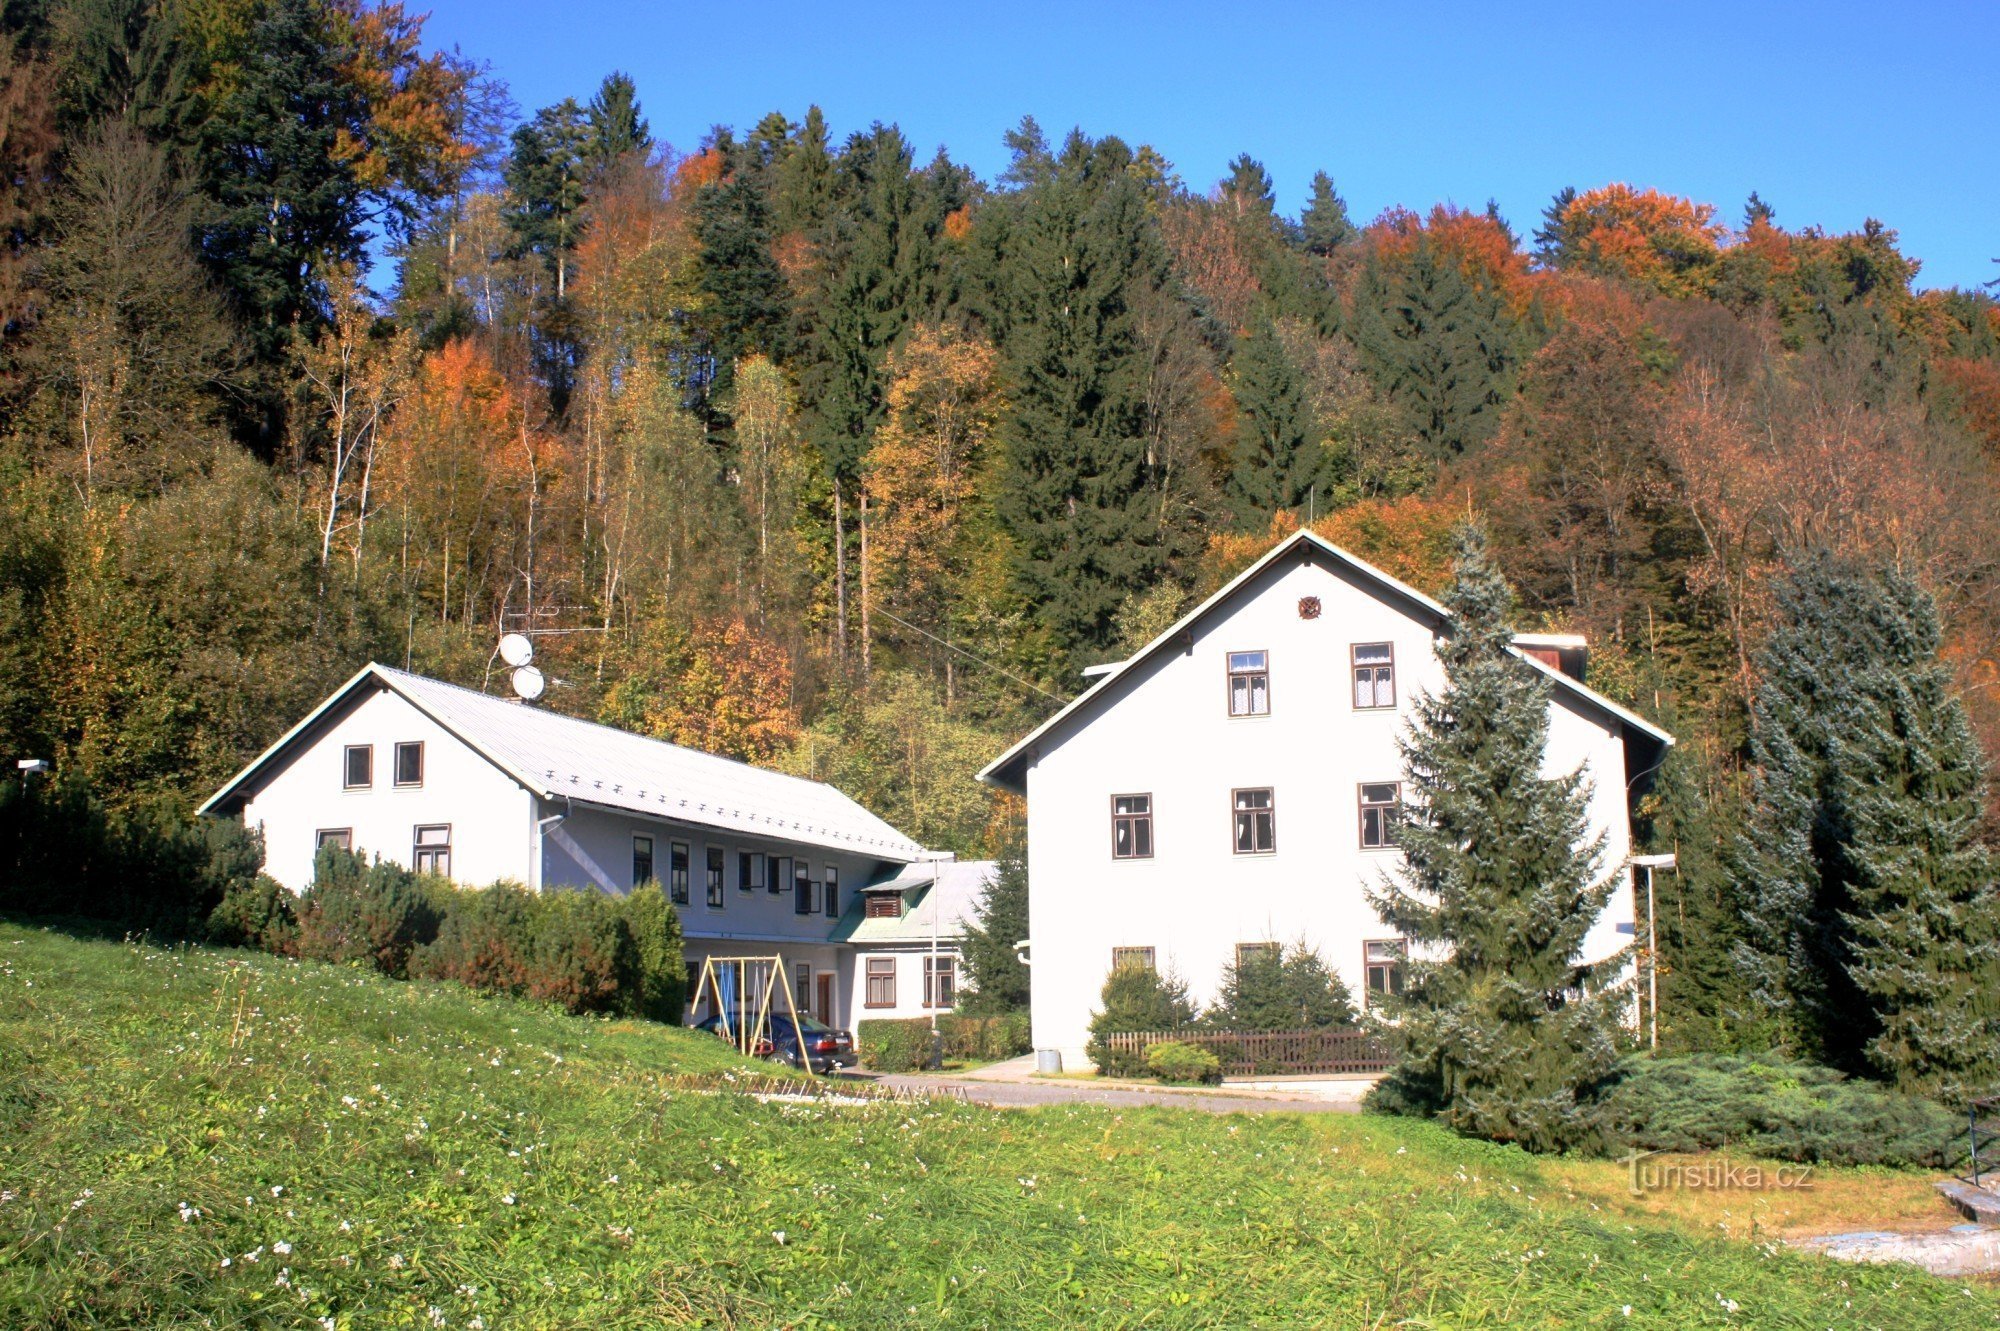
left=865, top=893, right=903, bottom=919
left=1226, top=650, right=1270, bottom=716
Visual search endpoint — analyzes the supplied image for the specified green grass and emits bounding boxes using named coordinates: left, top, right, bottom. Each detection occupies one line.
left=0, top=925, right=1993, bottom=1328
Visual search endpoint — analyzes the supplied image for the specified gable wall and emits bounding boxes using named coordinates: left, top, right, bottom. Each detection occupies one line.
left=1022, top=549, right=1636, bottom=1065
left=239, top=686, right=536, bottom=892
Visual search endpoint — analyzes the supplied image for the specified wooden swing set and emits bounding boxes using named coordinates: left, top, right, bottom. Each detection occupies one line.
left=691, top=954, right=802, bottom=1059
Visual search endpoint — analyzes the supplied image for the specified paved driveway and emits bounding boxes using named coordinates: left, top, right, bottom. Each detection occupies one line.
left=864, top=1070, right=1364, bottom=1114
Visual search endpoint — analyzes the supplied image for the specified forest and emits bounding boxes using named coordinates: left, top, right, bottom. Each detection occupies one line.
left=3, top=1, right=2000, bottom=1058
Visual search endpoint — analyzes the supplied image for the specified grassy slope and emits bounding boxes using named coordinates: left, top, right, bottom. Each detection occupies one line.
left=0, top=926, right=1992, bottom=1329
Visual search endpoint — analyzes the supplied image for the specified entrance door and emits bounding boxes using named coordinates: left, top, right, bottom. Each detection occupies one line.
left=817, top=973, right=835, bottom=1026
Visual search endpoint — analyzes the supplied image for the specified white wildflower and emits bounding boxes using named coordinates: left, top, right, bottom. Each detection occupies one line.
left=273, top=1241, right=292, bottom=1255
left=772, top=1230, right=787, bottom=1245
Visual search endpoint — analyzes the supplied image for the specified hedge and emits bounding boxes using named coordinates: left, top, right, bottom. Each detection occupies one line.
left=860, top=1012, right=1032, bottom=1071
left=859, top=1019, right=940, bottom=1072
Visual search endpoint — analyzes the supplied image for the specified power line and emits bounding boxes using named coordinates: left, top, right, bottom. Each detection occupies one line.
left=871, top=608, right=1069, bottom=705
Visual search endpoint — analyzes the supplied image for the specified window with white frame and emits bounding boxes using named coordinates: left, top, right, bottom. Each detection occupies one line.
left=394, top=741, right=424, bottom=787
left=412, top=824, right=450, bottom=876
left=1232, top=787, right=1275, bottom=854
left=669, top=842, right=690, bottom=905
left=1111, top=794, right=1153, bottom=859
left=865, top=957, right=896, bottom=1008
left=342, top=745, right=372, bottom=789
left=924, top=955, right=957, bottom=1009
left=1227, top=650, right=1270, bottom=716
left=1364, top=939, right=1406, bottom=1003
left=632, top=835, right=655, bottom=885
left=1358, top=782, right=1401, bottom=850
left=706, top=846, right=725, bottom=908
left=1353, top=643, right=1395, bottom=710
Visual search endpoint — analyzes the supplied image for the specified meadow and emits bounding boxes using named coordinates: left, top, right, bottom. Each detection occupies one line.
left=0, top=923, right=1992, bottom=1329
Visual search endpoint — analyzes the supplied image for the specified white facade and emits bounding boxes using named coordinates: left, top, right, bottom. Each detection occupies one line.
left=201, top=664, right=965, bottom=1034
left=980, top=531, right=1672, bottom=1069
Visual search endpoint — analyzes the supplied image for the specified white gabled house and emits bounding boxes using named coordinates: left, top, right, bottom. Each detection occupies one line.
left=978, top=529, right=1674, bottom=1071
left=200, top=663, right=978, bottom=1031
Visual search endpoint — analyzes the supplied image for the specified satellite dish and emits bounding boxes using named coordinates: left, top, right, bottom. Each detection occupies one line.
left=499, top=632, right=534, bottom=667
left=511, top=665, right=546, bottom=701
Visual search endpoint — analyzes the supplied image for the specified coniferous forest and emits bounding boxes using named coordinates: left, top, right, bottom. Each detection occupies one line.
left=4, top=2, right=2000, bottom=1076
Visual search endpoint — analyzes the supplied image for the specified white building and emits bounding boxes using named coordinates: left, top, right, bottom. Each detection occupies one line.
left=200, top=663, right=985, bottom=1030
left=977, top=529, right=1674, bottom=1070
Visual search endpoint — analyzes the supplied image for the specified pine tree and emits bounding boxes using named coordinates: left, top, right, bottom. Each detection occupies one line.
left=503, top=97, right=589, bottom=295
left=1209, top=943, right=1356, bottom=1030
left=1220, top=152, right=1275, bottom=218
left=958, top=846, right=1030, bottom=1014
left=584, top=71, right=650, bottom=170
left=1224, top=317, right=1327, bottom=527
left=1300, top=171, right=1354, bottom=257
left=1086, top=962, right=1199, bottom=1073
left=1368, top=523, right=1624, bottom=1151
left=1350, top=240, right=1513, bottom=458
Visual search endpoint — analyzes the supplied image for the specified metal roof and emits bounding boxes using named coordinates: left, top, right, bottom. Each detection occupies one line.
left=977, top=528, right=1673, bottom=793
left=201, top=663, right=926, bottom=861
left=829, top=859, right=995, bottom=945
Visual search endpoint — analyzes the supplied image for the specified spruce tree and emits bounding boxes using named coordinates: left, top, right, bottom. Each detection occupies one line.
left=1350, top=240, right=1513, bottom=458
left=1223, top=318, right=1326, bottom=527
left=1209, top=943, right=1357, bottom=1030
left=1300, top=171, right=1355, bottom=257
left=958, top=847, right=1031, bottom=1015
left=1369, top=523, right=1625, bottom=1151
left=584, top=72, right=650, bottom=169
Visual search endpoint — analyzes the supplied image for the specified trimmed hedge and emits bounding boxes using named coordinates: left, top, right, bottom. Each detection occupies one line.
left=859, top=1018, right=940, bottom=1072
left=411, top=882, right=537, bottom=994
left=938, top=1012, right=1031, bottom=1062
left=297, top=845, right=440, bottom=977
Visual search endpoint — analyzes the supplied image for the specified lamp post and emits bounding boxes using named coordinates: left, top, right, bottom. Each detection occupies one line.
left=1630, top=853, right=1678, bottom=1050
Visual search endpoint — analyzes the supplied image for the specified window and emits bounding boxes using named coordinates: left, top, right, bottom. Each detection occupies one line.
left=793, top=859, right=816, bottom=915
left=342, top=745, right=373, bottom=790
left=1235, top=941, right=1280, bottom=969
left=669, top=841, right=690, bottom=905
left=924, top=956, right=957, bottom=1009
left=865, top=893, right=903, bottom=919
left=1111, top=794, right=1153, bottom=859
left=412, top=824, right=450, bottom=877
left=706, top=847, right=725, bottom=908
left=1365, top=939, right=1406, bottom=1003
left=394, top=741, right=424, bottom=787
left=1111, top=946, right=1156, bottom=972
left=1359, top=782, right=1401, bottom=850
left=865, top=957, right=897, bottom=1008
left=738, top=850, right=760, bottom=892
left=824, top=866, right=839, bottom=917
left=767, top=854, right=786, bottom=896
left=1353, top=643, right=1396, bottom=710
left=1232, top=787, right=1275, bottom=854
left=632, top=835, right=655, bottom=886
left=316, top=828, right=353, bottom=853
left=1227, top=650, right=1270, bottom=716
left=794, top=963, right=812, bottom=1012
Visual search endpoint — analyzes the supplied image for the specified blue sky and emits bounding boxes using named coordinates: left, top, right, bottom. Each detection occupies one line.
left=416, top=1, right=1999, bottom=291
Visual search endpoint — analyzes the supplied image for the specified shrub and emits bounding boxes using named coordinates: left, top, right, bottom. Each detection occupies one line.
left=1588, top=1053, right=1962, bottom=1168
left=1086, top=964, right=1198, bottom=1076
left=1207, top=942, right=1357, bottom=1031
left=859, top=1018, right=939, bottom=1072
left=297, top=845, right=439, bottom=977
left=936, top=1011, right=1031, bottom=1061
left=206, top=873, right=298, bottom=955
left=618, top=884, right=686, bottom=1022
left=1146, top=1041, right=1222, bottom=1085
left=411, top=883, right=536, bottom=994
left=525, top=889, right=636, bottom=1015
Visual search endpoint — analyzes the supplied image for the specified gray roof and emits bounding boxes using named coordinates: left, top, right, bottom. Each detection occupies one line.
left=201, top=663, right=926, bottom=861
left=829, top=859, right=995, bottom=945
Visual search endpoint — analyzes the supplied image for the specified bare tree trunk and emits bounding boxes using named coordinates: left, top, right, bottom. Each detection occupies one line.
left=833, top=478, right=848, bottom=663
left=859, top=488, right=872, bottom=681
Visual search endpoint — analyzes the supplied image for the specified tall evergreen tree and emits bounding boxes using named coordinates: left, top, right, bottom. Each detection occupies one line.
left=1740, top=555, right=2000, bottom=1096
left=987, top=130, right=1174, bottom=659
left=958, top=845, right=1030, bottom=1014
left=503, top=97, right=589, bottom=297
left=1220, top=152, right=1274, bottom=218
left=583, top=71, right=649, bottom=169
left=692, top=162, right=789, bottom=413
left=1223, top=317, right=1328, bottom=526
left=1299, top=170, right=1354, bottom=256
left=1369, top=523, right=1625, bottom=1152
left=1350, top=240, right=1513, bottom=458
left=1532, top=185, right=1581, bottom=264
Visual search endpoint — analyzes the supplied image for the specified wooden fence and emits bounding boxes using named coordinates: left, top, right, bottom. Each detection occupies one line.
left=1105, top=1027, right=1395, bottom=1077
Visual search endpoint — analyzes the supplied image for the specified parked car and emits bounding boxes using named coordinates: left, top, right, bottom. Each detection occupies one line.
left=693, top=1012, right=857, bottom=1074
